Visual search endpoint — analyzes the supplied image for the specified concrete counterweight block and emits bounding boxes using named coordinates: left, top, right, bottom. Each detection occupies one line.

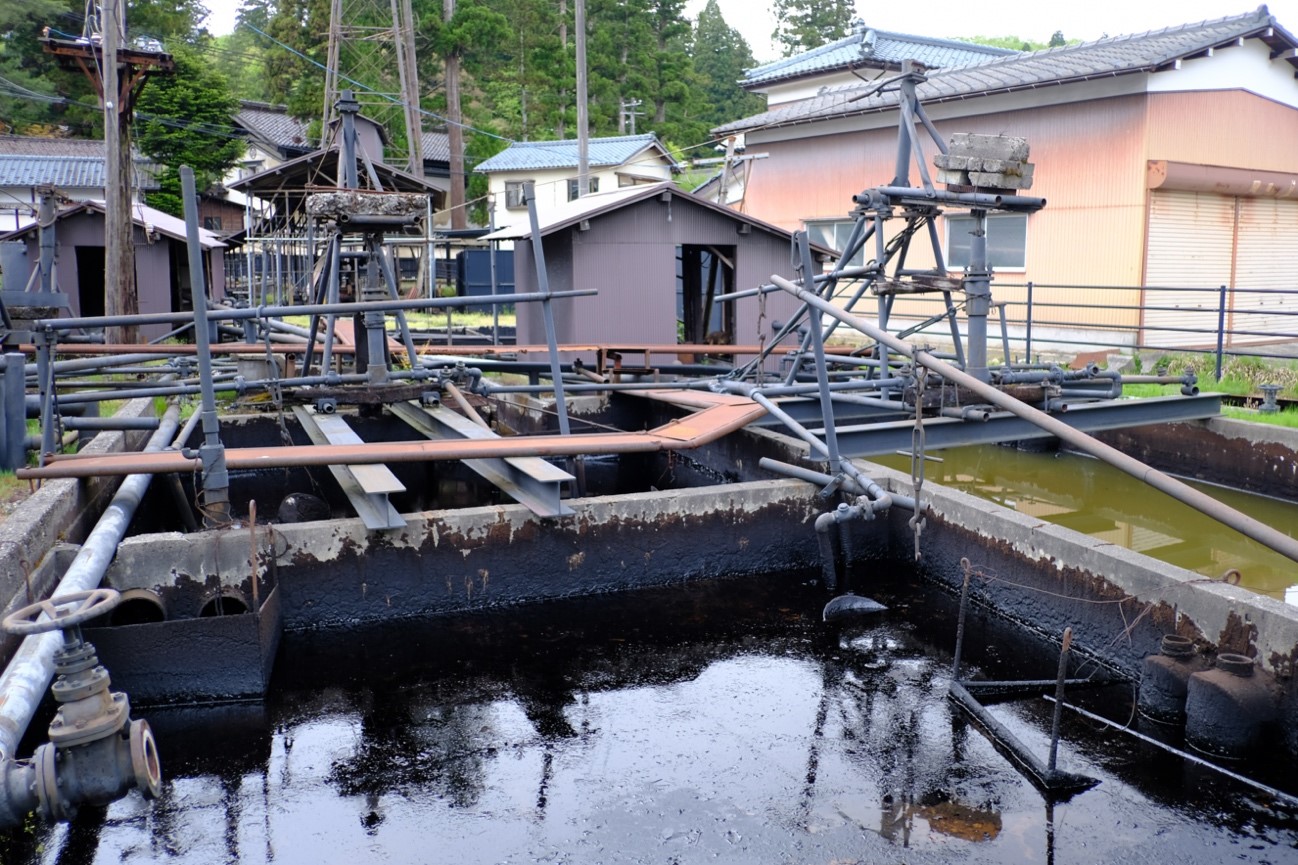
left=1184, top=653, right=1279, bottom=759
left=1138, top=634, right=1210, bottom=726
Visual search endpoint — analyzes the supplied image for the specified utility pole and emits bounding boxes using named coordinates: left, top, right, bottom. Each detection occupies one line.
left=446, top=0, right=466, bottom=227
left=717, top=135, right=736, bottom=206
left=575, top=0, right=589, bottom=198
left=557, top=0, right=568, bottom=138
left=43, top=0, right=171, bottom=343
left=102, top=0, right=131, bottom=343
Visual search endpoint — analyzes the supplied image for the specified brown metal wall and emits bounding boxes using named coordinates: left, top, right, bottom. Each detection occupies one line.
left=1146, top=90, right=1298, bottom=172
left=744, top=95, right=1155, bottom=332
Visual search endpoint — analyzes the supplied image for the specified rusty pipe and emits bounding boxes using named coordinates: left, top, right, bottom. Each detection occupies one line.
left=770, top=274, right=1298, bottom=567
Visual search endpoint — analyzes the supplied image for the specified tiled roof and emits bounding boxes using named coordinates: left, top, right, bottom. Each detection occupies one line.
left=744, top=25, right=1016, bottom=86
left=0, top=135, right=107, bottom=157
left=474, top=134, right=673, bottom=173
left=718, top=7, right=1296, bottom=135
left=421, top=131, right=451, bottom=163
left=0, top=155, right=161, bottom=190
left=235, top=101, right=314, bottom=152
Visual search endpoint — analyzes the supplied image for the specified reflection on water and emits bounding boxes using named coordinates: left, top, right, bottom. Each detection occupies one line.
left=10, top=572, right=1298, bottom=865
left=875, top=445, right=1298, bottom=598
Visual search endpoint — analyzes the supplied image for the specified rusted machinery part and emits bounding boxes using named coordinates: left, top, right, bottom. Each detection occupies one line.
left=17, top=393, right=767, bottom=480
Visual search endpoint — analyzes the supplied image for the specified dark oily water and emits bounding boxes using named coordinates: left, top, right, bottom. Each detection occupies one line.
left=7, top=571, right=1296, bottom=864
left=875, top=445, right=1298, bottom=599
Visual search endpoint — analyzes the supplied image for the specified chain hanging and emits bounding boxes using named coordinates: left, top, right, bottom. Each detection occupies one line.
left=908, top=359, right=929, bottom=561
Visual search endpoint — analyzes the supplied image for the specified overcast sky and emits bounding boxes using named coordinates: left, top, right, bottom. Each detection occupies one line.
left=202, top=0, right=1298, bottom=62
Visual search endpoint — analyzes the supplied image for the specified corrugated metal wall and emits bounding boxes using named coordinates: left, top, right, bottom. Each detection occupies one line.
left=1146, top=91, right=1298, bottom=173
left=516, top=196, right=805, bottom=359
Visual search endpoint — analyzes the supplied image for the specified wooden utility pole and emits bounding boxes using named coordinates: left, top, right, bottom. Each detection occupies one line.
left=557, top=0, right=568, bottom=138
left=575, top=0, right=589, bottom=199
left=44, top=0, right=171, bottom=343
left=445, top=0, right=466, bottom=227
left=101, top=0, right=136, bottom=343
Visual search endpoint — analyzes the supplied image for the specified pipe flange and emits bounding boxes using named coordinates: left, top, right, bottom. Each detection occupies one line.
left=33, top=743, right=75, bottom=823
left=129, top=719, right=162, bottom=800
left=50, top=665, right=111, bottom=703
left=1216, top=653, right=1255, bottom=677
left=1160, top=634, right=1194, bottom=658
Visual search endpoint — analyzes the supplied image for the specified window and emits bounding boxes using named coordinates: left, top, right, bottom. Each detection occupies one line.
left=505, top=181, right=528, bottom=210
left=945, top=213, right=1027, bottom=270
left=567, top=176, right=599, bottom=201
left=202, top=216, right=222, bottom=231
left=805, top=219, right=865, bottom=267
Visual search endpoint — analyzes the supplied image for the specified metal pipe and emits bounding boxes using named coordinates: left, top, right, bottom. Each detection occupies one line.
left=756, top=458, right=918, bottom=511
left=771, top=273, right=1298, bottom=566
left=33, top=289, right=598, bottom=332
left=1047, top=627, right=1072, bottom=772
left=0, top=406, right=180, bottom=763
left=952, top=557, right=972, bottom=680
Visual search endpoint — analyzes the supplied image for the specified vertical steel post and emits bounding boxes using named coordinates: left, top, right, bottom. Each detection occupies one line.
left=180, top=166, right=229, bottom=525
left=964, top=209, right=992, bottom=381
left=36, top=330, right=57, bottom=464
left=1047, top=627, right=1073, bottom=773
left=951, top=558, right=972, bottom=681
left=1025, top=281, right=1034, bottom=361
left=2, top=353, right=24, bottom=471
left=1215, top=284, right=1228, bottom=383
left=797, top=232, right=841, bottom=476
left=362, top=235, right=390, bottom=385
left=339, top=90, right=360, bottom=190
left=523, top=183, right=572, bottom=439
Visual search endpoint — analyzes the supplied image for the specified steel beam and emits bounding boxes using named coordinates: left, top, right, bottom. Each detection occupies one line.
left=389, top=401, right=574, bottom=518
left=291, top=406, right=406, bottom=530
left=821, top=394, right=1222, bottom=458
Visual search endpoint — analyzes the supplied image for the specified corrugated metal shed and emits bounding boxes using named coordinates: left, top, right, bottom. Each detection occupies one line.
left=475, top=134, right=674, bottom=173
left=744, top=24, right=1015, bottom=86
left=718, top=7, right=1298, bottom=134
left=1, top=200, right=225, bottom=249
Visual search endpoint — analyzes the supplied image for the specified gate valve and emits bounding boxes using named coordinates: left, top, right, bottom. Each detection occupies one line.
left=2, top=589, right=161, bottom=823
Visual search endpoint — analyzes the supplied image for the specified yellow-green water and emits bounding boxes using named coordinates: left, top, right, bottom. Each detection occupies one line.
left=873, top=445, right=1298, bottom=600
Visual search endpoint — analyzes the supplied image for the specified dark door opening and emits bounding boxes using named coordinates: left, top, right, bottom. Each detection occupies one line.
left=676, top=245, right=735, bottom=347
left=75, top=245, right=106, bottom=318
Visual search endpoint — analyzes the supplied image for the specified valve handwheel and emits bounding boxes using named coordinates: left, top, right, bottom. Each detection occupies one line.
left=3, top=589, right=121, bottom=636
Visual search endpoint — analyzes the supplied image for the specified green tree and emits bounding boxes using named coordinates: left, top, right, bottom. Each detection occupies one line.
left=771, top=0, right=852, bottom=57
left=691, top=0, right=762, bottom=129
left=0, top=0, right=98, bottom=135
left=133, top=47, right=245, bottom=215
left=1048, top=30, right=1067, bottom=48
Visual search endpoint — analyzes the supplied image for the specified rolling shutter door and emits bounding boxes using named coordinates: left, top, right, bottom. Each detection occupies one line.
left=1232, top=197, right=1298, bottom=345
left=1143, top=190, right=1234, bottom=349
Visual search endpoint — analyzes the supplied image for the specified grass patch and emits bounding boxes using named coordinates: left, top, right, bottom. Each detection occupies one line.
left=1222, top=406, right=1298, bottom=428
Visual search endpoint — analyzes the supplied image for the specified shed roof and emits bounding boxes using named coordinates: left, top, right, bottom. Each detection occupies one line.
left=482, top=181, right=833, bottom=257
left=743, top=24, right=1016, bottom=87
left=0, top=154, right=161, bottom=191
left=717, top=6, right=1298, bottom=135
left=1, top=199, right=225, bottom=249
left=226, top=146, right=447, bottom=213
left=474, top=134, right=674, bottom=173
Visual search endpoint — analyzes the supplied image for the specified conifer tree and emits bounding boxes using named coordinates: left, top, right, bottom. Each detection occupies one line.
left=771, top=0, right=853, bottom=57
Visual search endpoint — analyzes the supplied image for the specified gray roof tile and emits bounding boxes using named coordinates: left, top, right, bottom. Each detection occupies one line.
left=0, top=155, right=160, bottom=190
left=474, top=134, right=672, bottom=173
left=235, top=101, right=314, bottom=152
left=718, top=8, right=1294, bottom=135
left=743, top=26, right=1016, bottom=86
left=421, top=131, right=451, bottom=163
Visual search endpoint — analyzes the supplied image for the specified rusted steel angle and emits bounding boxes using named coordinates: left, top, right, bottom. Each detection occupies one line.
left=17, top=398, right=767, bottom=480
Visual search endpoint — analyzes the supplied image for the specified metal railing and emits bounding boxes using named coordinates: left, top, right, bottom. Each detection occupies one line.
left=864, top=281, right=1298, bottom=380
